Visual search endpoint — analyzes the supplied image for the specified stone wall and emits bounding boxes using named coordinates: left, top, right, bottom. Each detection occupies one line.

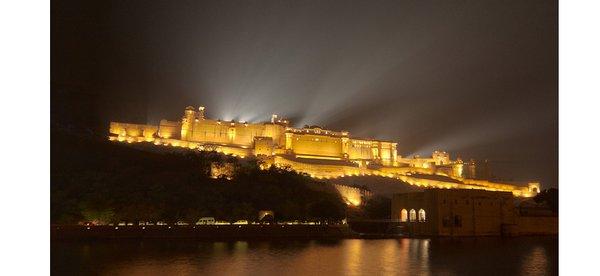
left=109, top=122, right=157, bottom=140
left=392, top=189, right=518, bottom=236
left=392, top=189, right=557, bottom=237
left=289, top=133, right=344, bottom=158
left=516, top=216, right=558, bottom=235
left=332, top=184, right=372, bottom=206
left=158, top=120, right=181, bottom=139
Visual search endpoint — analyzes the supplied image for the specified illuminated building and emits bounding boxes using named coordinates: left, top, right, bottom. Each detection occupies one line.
left=210, top=162, right=235, bottom=180
left=109, top=105, right=541, bottom=197
left=391, top=189, right=557, bottom=236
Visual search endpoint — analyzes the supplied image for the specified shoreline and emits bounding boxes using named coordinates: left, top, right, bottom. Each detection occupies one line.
left=52, top=224, right=360, bottom=240
left=51, top=225, right=557, bottom=241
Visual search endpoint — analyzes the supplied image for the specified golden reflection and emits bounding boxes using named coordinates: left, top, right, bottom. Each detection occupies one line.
left=212, top=242, right=227, bottom=257
left=379, top=239, right=399, bottom=275
left=233, top=241, right=248, bottom=253
left=344, top=240, right=364, bottom=276
left=395, top=238, right=431, bottom=275
left=520, top=246, right=548, bottom=276
left=418, top=239, right=430, bottom=274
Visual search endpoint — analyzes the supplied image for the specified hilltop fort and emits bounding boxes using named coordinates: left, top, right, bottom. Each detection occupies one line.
left=109, top=106, right=540, bottom=197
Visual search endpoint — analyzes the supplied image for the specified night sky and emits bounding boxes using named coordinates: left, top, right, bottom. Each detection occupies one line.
left=52, top=0, right=557, bottom=187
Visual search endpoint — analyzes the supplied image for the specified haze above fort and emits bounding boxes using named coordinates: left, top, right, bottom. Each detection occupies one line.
left=52, top=0, right=557, bottom=187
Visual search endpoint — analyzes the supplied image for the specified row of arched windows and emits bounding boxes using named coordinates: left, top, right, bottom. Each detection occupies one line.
left=400, top=208, right=426, bottom=222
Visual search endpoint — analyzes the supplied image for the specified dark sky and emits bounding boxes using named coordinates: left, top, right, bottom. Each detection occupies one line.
left=52, top=0, right=558, bottom=187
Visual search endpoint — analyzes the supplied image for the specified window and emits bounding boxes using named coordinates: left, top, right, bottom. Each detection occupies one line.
left=418, top=209, right=426, bottom=222
left=454, top=215, right=462, bottom=227
left=409, top=209, right=417, bottom=222
left=400, top=209, right=408, bottom=222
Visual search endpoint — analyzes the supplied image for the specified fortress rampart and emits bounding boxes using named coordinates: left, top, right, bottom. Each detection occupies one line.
left=332, top=184, right=373, bottom=206
left=108, top=106, right=540, bottom=197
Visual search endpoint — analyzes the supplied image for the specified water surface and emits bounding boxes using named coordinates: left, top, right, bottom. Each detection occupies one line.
left=52, top=237, right=557, bottom=275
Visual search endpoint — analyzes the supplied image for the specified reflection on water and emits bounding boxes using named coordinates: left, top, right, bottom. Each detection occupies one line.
left=52, top=237, right=557, bottom=276
left=521, top=246, right=549, bottom=276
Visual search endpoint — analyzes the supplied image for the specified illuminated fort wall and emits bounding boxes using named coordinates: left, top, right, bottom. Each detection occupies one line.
left=108, top=106, right=540, bottom=197
left=109, top=122, right=157, bottom=141
left=181, top=106, right=287, bottom=148
left=110, top=106, right=398, bottom=164
left=287, top=133, right=344, bottom=159
left=284, top=128, right=398, bottom=165
left=332, top=184, right=373, bottom=206
left=272, top=156, right=364, bottom=179
left=158, top=120, right=180, bottom=139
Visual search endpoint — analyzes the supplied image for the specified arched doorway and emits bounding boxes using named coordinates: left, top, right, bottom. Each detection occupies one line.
left=409, top=209, right=417, bottom=222
left=400, top=209, right=408, bottom=222
left=418, top=209, right=426, bottom=222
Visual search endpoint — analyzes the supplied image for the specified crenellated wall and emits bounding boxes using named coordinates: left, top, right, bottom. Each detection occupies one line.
left=332, top=184, right=373, bottom=206
left=109, top=122, right=157, bottom=141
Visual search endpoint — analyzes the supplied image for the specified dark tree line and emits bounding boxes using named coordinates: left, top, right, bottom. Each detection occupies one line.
left=51, top=129, right=347, bottom=224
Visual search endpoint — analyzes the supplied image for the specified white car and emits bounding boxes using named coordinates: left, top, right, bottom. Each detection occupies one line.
left=196, top=217, right=216, bottom=225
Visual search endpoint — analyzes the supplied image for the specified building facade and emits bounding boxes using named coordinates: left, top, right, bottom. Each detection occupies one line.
left=391, top=189, right=556, bottom=236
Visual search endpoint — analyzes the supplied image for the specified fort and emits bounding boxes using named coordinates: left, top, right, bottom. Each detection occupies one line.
left=109, top=106, right=541, bottom=197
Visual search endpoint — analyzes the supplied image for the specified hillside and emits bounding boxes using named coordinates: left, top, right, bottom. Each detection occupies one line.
left=51, top=128, right=347, bottom=224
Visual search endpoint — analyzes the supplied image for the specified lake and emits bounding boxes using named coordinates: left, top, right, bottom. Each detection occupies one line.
left=52, top=237, right=557, bottom=275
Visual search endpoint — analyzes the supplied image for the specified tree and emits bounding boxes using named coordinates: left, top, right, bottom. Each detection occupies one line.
left=534, top=188, right=558, bottom=213
left=308, top=199, right=345, bottom=222
left=363, top=196, right=391, bottom=219
left=51, top=128, right=348, bottom=224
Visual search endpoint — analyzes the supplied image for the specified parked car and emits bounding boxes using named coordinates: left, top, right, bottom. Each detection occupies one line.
left=196, top=217, right=216, bottom=225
